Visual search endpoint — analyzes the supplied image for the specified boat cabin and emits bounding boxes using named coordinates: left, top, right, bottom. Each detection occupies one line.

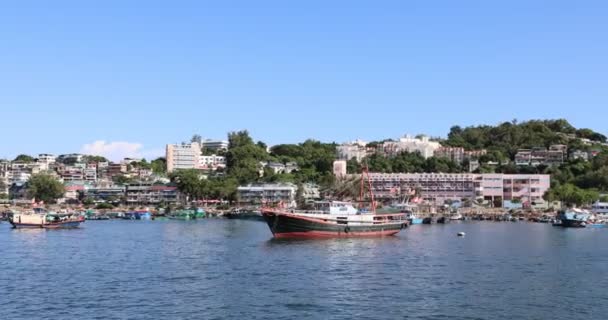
left=313, top=201, right=359, bottom=215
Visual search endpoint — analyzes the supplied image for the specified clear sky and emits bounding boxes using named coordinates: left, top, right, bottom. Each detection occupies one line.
left=1, top=1, right=607, bottom=161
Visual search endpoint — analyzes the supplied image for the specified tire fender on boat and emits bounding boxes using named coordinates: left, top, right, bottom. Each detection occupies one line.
left=344, top=226, right=350, bottom=233
left=401, top=223, right=407, bottom=229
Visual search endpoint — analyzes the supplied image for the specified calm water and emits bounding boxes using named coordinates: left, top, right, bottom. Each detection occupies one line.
left=1, top=219, right=607, bottom=320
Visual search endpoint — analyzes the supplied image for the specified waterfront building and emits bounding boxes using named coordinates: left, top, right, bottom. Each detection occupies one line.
left=237, top=183, right=297, bottom=205
left=366, top=172, right=550, bottom=209
left=166, top=142, right=202, bottom=172
left=125, top=183, right=180, bottom=205
left=380, top=135, right=440, bottom=159
left=86, top=185, right=126, bottom=202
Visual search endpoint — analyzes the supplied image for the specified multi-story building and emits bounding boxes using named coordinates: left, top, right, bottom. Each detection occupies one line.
left=434, top=147, right=487, bottom=164
left=166, top=142, right=202, bottom=172
left=366, top=173, right=550, bottom=209
left=57, top=153, right=84, bottom=164
left=515, top=145, right=566, bottom=166
left=0, top=160, right=10, bottom=194
left=380, top=135, right=440, bottom=159
left=107, top=163, right=128, bottom=178
left=36, top=154, right=56, bottom=170
left=336, top=140, right=370, bottom=162
left=333, top=160, right=347, bottom=177
left=84, top=164, right=97, bottom=182
left=237, top=183, right=297, bottom=205
left=260, top=161, right=299, bottom=175
left=200, top=155, right=226, bottom=170
left=202, top=139, right=229, bottom=152
left=59, top=166, right=84, bottom=182
left=86, top=185, right=126, bottom=202
left=125, top=183, right=180, bottom=205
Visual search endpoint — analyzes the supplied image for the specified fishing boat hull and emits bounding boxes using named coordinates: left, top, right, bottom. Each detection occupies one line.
left=262, top=210, right=406, bottom=238
left=42, top=219, right=84, bottom=229
left=9, top=218, right=84, bottom=229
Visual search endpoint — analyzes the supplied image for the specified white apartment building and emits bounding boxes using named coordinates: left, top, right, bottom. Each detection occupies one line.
left=166, top=142, right=202, bottom=172
left=200, top=155, right=226, bottom=169
left=336, top=140, right=369, bottom=162
left=381, top=135, right=440, bottom=159
left=37, top=154, right=56, bottom=170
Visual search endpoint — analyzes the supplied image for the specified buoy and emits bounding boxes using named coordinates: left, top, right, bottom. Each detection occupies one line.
left=457, top=232, right=466, bottom=237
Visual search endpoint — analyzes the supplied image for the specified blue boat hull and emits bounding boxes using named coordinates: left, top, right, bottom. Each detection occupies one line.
left=410, top=218, right=423, bottom=225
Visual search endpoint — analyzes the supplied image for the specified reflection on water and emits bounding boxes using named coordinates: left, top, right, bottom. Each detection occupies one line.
left=1, top=220, right=607, bottom=319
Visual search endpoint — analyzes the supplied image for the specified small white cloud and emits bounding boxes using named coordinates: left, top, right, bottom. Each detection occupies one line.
left=80, top=141, right=163, bottom=162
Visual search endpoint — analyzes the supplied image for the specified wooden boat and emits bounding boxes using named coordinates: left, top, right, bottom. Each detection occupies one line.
left=9, top=212, right=84, bottom=229
left=261, top=166, right=407, bottom=238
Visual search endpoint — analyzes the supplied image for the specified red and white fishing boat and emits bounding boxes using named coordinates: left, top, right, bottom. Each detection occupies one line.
left=261, top=166, right=407, bottom=238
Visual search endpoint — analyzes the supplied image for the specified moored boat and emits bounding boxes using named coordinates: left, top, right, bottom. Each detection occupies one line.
left=261, top=201, right=407, bottom=238
left=557, top=208, right=591, bottom=228
left=9, top=212, right=85, bottom=229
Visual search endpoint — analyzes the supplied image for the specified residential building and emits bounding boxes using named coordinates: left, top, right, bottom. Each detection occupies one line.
left=125, top=183, right=180, bottom=205
left=200, top=155, right=226, bottom=170
left=202, top=139, right=229, bottom=152
left=137, top=168, right=153, bottom=179
left=366, top=173, right=550, bottom=209
left=84, top=164, right=97, bottom=182
left=515, top=145, right=566, bottom=166
left=260, top=161, right=299, bottom=174
left=336, top=140, right=370, bottom=162
left=0, top=160, right=10, bottom=194
left=59, top=166, right=84, bottom=182
left=107, top=163, right=128, bottom=178
left=301, top=183, right=321, bottom=201
left=57, top=153, right=84, bottom=164
left=380, top=135, right=440, bottom=159
left=64, top=185, right=85, bottom=201
left=166, top=142, right=202, bottom=172
left=434, top=147, right=487, bottom=164
left=237, top=183, right=297, bottom=205
left=570, top=150, right=589, bottom=161
left=333, top=160, right=347, bottom=177
left=36, top=154, right=56, bottom=170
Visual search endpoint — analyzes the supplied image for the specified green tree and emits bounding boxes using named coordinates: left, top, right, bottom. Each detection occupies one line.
left=226, top=130, right=268, bottom=184
left=14, top=154, right=35, bottom=163
left=26, top=173, right=65, bottom=204
left=113, top=175, right=133, bottom=185
left=151, top=157, right=167, bottom=174
left=82, top=198, right=95, bottom=206
left=170, top=169, right=204, bottom=201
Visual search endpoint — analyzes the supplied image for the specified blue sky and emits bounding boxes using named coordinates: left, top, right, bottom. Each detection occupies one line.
left=1, top=1, right=607, bottom=160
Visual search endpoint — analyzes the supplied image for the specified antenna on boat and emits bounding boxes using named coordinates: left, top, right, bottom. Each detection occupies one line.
left=359, top=161, right=376, bottom=213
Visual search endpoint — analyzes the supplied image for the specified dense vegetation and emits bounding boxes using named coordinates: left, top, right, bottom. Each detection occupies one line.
left=26, top=173, right=65, bottom=204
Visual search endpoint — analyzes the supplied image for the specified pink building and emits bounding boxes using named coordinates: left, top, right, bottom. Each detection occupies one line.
left=366, top=173, right=550, bottom=208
